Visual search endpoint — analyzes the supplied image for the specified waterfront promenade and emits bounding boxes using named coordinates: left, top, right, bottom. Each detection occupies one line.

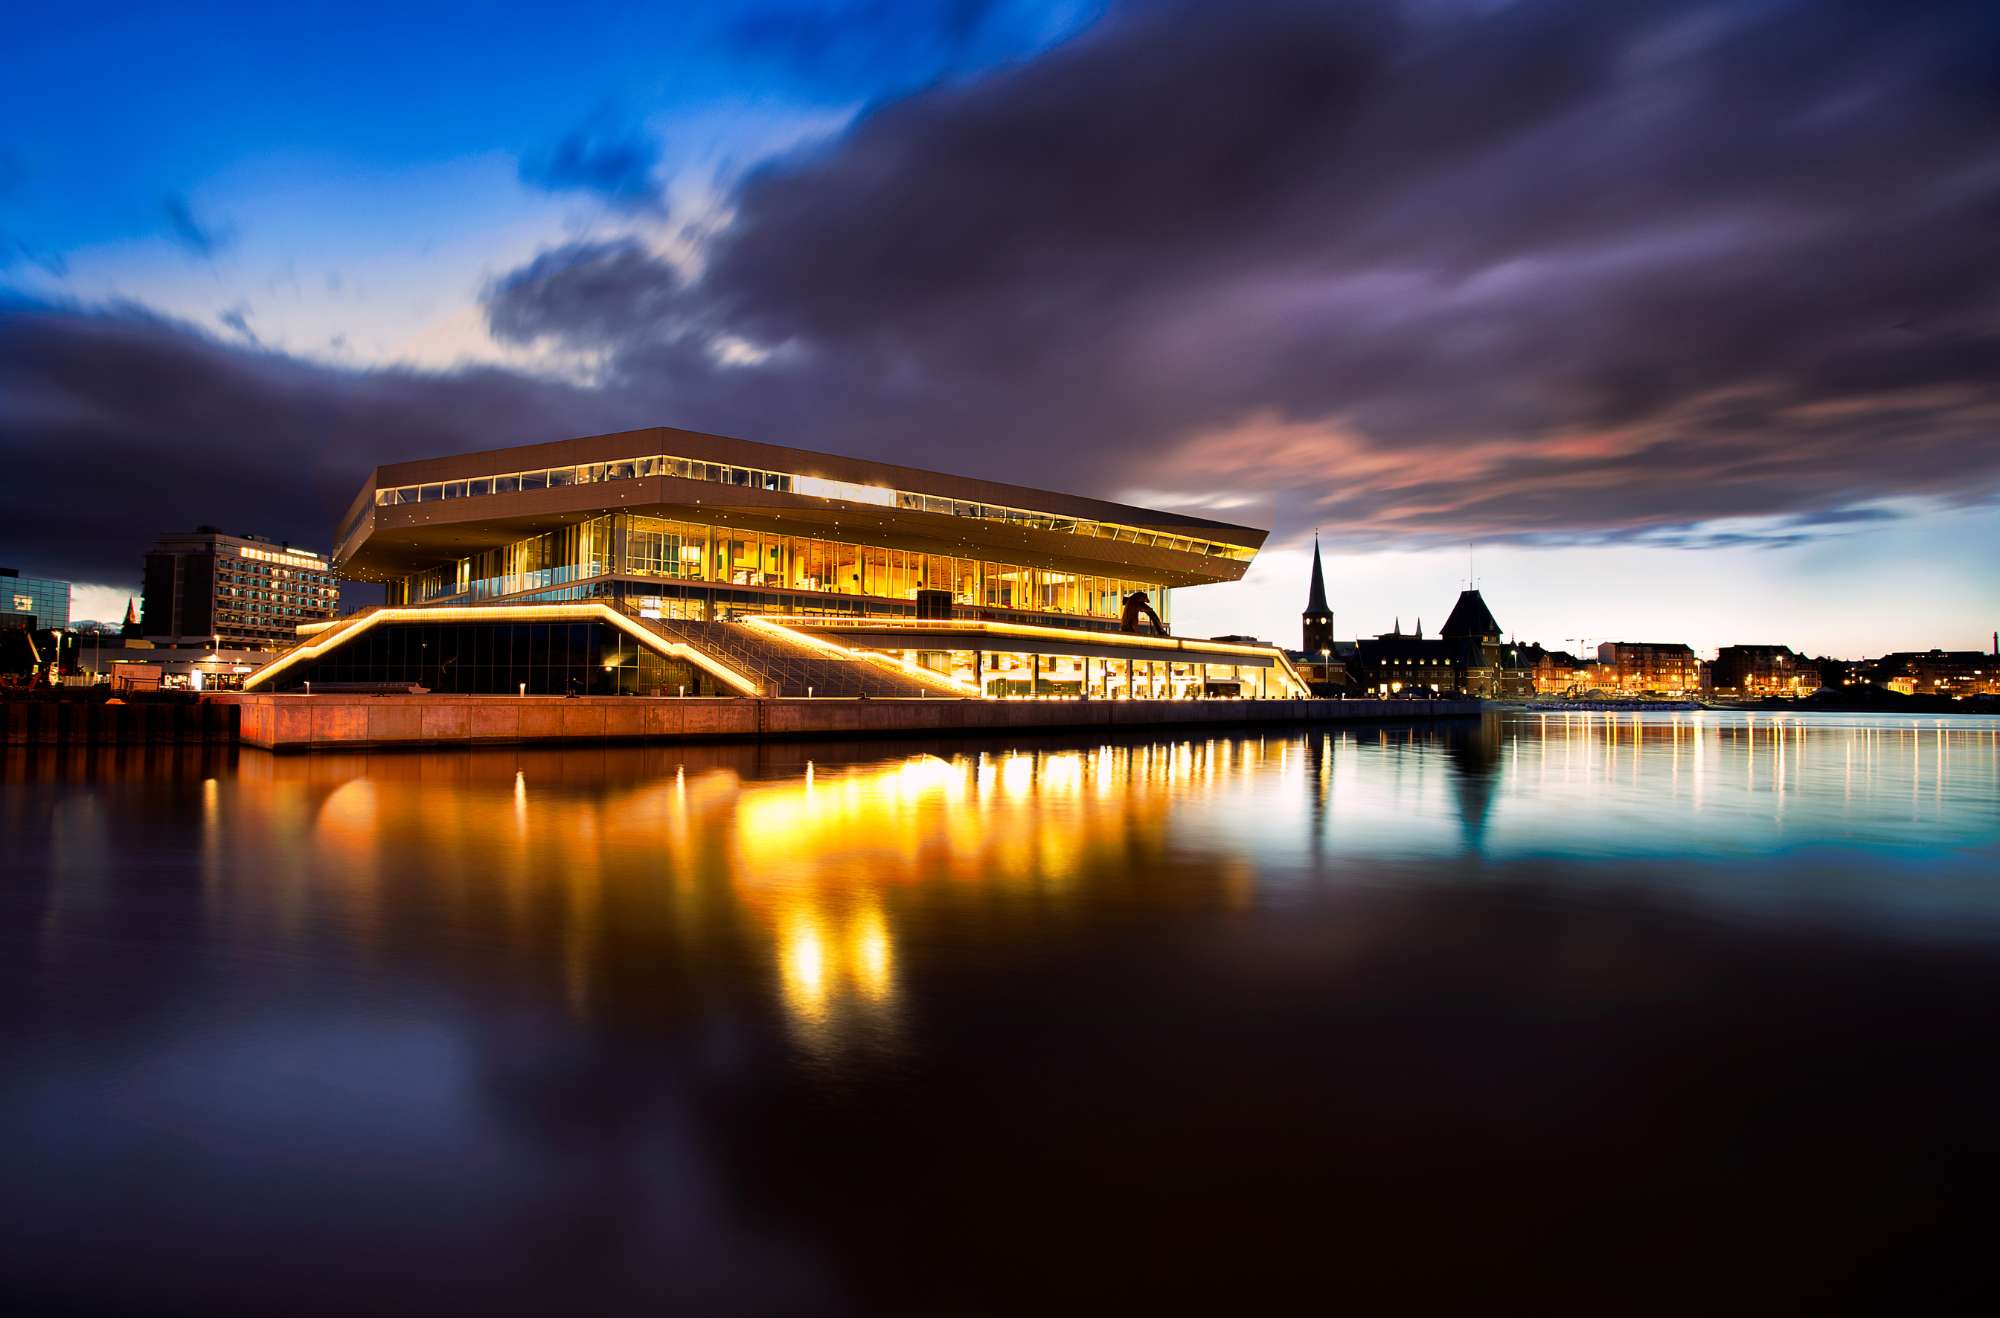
left=215, top=693, right=1476, bottom=752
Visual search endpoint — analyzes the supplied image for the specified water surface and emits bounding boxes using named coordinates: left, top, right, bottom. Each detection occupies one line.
left=5, top=712, right=2000, bottom=1313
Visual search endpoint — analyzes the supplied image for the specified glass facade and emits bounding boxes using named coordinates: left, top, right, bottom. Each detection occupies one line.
left=277, top=619, right=717, bottom=696
left=2, top=571, right=71, bottom=630
left=390, top=513, right=1168, bottom=630
left=211, top=547, right=341, bottom=648
left=143, top=532, right=340, bottom=650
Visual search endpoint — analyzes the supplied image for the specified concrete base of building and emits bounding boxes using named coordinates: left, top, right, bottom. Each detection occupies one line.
left=212, top=693, right=1480, bottom=753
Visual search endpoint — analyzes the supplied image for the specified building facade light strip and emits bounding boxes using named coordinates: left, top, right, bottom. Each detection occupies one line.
left=741, top=617, right=981, bottom=697
left=594, top=608, right=762, bottom=696
left=764, top=614, right=1312, bottom=698
left=239, top=545, right=328, bottom=566
left=364, top=453, right=1256, bottom=562
left=241, top=603, right=761, bottom=696
left=762, top=614, right=1273, bottom=658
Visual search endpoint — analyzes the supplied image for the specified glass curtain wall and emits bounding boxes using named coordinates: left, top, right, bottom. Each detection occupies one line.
left=394, top=512, right=1170, bottom=627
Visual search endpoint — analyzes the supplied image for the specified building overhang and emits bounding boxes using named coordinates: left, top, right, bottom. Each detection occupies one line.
left=332, top=425, right=1265, bottom=589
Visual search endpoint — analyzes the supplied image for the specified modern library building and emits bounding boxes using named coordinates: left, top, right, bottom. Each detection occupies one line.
left=248, top=425, right=1308, bottom=699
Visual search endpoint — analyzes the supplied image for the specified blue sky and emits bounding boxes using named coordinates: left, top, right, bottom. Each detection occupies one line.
left=5, top=1, right=1093, bottom=361
left=4, top=0, right=1997, bottom=655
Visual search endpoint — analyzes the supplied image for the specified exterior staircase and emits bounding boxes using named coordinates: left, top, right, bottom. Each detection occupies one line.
left=625, top=613, right=946, bottom=698
left=243, top=601, right=959, bottom=697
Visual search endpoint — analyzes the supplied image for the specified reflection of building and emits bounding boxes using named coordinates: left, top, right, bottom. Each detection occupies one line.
left=248, top=426, right=1308, bottom=697
left=1349, top=590, right=1534, bottom=698
left=1595, top=642, right=1704, bottom=695
left=1, top=566, right=71, bottom=630
left=1712, top=645, right=1820, bottom=697
left=1870, top=647, right=2000, bottom=698
left=143, top=528, right=340, bottom=651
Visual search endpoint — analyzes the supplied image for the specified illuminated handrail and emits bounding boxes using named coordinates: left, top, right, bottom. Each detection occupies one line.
left=241, top=603, right=762, bottom=696
left=762, top=614, right=1261, bottom=656
left=741, top=617, right=980, bottom=697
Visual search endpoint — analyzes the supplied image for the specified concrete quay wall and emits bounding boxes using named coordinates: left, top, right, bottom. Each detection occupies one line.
left=215, top=693, right=1479, bottom=753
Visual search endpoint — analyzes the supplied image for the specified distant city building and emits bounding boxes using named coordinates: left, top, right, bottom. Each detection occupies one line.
left=1301, top=534, right=1332, bottom=655
left=1348, top=591, right=1534, bottom=698
left=1713, top=644, right=1821, bottom=697
left=1, top=566, right=72, bottom=630
left=1528, top=647, right=1601, bottom=695
left=1595, top=641, right=1704, bottom=695
left=1869, top=648, right=1999, bottom=698
left=142, top=528, right=340, bottom=652
left=1291, top=536, right=1352, bottom=693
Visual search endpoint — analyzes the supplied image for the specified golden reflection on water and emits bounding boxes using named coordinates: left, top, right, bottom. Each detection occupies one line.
left=9, top=716, right=1997, bottom=1052
left=82, top=738, right=1270, bottom=1052
left=724, top=745, right=1228, bottom=1048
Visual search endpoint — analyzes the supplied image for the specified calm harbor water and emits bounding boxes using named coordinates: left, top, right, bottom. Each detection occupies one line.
left=5, top=712, right=2000, bottom=1313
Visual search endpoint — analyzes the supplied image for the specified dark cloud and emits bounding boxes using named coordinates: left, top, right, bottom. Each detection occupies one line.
left=8, top=0, right=2000, bottom=590
left=519, top=107, right=669, bottom=215
left=0, top=302, right=640, bottom=585
left=216, top=304, right=257, bottom=345
left=485, top=239, right=684, bottom=348
left=161, top=194, right=230, bottom=258
left=489, top=0, right=2000, bottom=548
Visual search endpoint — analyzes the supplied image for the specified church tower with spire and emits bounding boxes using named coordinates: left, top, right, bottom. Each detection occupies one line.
left=1302, top=534, right=1332, bottom=654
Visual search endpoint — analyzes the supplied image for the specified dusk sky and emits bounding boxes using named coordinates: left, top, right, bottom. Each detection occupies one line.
left=4, top=0, right=1997, bottom=655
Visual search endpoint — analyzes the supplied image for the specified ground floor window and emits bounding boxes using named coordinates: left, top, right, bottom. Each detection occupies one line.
left=273, top=619, right=720, bottom=696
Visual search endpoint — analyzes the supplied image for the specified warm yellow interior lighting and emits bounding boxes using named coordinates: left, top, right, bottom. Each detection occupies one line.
left=742, top=616, right=981, bottom=697
left=240, top=602, right=761, bottom=695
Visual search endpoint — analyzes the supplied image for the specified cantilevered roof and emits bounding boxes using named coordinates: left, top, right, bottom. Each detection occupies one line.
left=333, top=424, right=1267, bottom=589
